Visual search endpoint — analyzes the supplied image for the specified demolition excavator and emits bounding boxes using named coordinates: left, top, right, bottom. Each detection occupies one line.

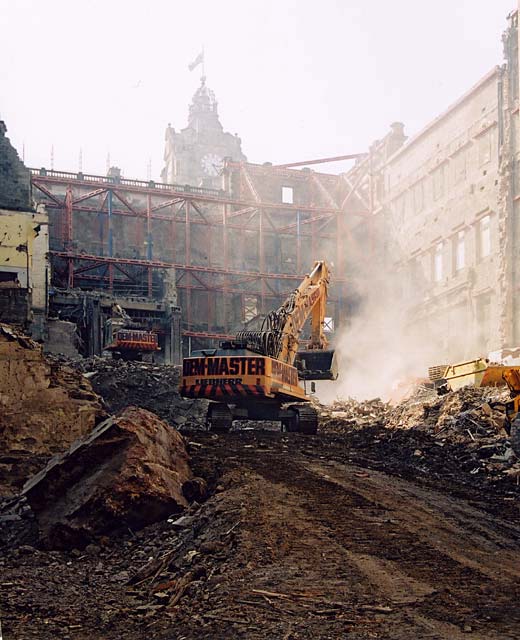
left=180, top=260, right=338, bottom=433
left=429, top=358, right=520, bottom=438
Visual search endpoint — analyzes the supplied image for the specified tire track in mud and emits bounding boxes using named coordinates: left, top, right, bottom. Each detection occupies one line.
left=234, top=444, right=520, bottom=639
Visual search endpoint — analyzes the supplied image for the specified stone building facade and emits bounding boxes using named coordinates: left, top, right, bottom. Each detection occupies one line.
left=355, top=9, right=520, bottom=364
left=378, top=68, right=502, bottom=360
left=161, top=78, right=246, bottom=189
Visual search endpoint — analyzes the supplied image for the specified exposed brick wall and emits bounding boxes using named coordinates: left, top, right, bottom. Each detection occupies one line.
left=0, top=121, right=31, bottom=211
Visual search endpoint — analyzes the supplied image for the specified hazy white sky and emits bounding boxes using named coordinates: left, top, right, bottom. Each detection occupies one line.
left=0, top=0, right=515, bottom=180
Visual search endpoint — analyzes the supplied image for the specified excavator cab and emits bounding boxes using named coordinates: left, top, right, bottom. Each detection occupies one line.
left=295, top=349, right=338, bottom=381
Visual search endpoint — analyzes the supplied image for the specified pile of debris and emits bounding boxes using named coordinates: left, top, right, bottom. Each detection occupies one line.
left=0, top=324, right=105, bottom=494
left=20, top=406, right=203, bottom=549
left=314, top=396, right=391, bottom=432
left=386, top=385, right=510, bottom=436
left=74, top=357, right=208, bottom=429
left=316, top=384, right=519, bottom=480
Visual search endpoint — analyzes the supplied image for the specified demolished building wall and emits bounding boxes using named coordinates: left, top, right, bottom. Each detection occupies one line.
left=0, top=121, right=50, bottom=338
left=502, top=9, right=520, bottom=350
left=31, top=160, right=359, bottom=354
left=0, top=120, right=30, bottom=211
left=376, top=67, right=503, bottom=361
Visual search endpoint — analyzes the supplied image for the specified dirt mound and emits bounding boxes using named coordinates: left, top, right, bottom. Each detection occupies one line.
left=2, top=429, right=519, bottom=640
left=22, top=406, right=198, bottom=549
left=0, top=325, right=105, bottom=494
left=75, top=357, right=208, bottom=428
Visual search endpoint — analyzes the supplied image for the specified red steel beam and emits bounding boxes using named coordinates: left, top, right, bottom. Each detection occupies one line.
left=268, top=153, right=366, bottom=169
left=50, top=251, right=311, bottom=280
left=31, top=174, right=355, bottom=216
left=31, top=182, right=64, bottom=206
left=42, top=201, right=343, bottom=236
left=72, top=187, right=107, bottom=205
left=71, top=274, right=343, bottom=300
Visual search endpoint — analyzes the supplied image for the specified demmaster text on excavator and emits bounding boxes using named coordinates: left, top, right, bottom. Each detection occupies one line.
left=180, top=260, right=338, bottom=433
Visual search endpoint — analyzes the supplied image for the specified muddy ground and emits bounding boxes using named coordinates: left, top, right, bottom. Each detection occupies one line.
left=1, top=424, right=520, bottom=640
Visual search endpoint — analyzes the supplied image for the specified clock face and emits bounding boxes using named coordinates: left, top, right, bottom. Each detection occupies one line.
left=201, top=153, right=224, bottom=177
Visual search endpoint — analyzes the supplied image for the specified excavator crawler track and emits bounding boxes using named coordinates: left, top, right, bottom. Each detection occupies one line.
left=207, top=403, right=233, bottom=432
left=287, top=404, right=318, bottom=435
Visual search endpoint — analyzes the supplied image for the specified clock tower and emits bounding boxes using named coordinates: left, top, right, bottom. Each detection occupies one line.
left=161, top=77, right=246, bottom=189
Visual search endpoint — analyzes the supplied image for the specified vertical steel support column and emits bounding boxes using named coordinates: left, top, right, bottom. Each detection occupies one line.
left=98, top=210, right=104, bottom=256
left=148, top=266, right=153, bottom=298
left=186, top=201, right=191, bottom=331
left=135, top=201, right=143, bottom=256
left=67, top=258, right=74, bottom=289
left=311, top=218, right=316, bottom=265
left=108, top=263, right=114, bottom=293
left=65, top=186, right=73, bottom=249
left=146, top=194, right=153, bottom=298
left=207, top=290, right=212, bottom=332
left=146, top=194, right=153, bottom=261
left=170, top=202, right=177, bottom=262
left=107, top=189, right=114, bottom=257
left=259, top=208, right=265, bottom=313
left=223, top=168, right=230, bottom=335
left=296, top=210, right=301, bottom=273
left=65, top=186, right=74, bottom=289
left=336, top=211, right=344, bottom=279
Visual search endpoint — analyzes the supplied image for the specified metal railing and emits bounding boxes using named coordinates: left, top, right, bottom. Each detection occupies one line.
left=29, top=168, right=224, bottom=198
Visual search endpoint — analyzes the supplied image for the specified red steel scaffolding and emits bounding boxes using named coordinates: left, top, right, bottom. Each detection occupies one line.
left=31, top=158, right=372, bottom=344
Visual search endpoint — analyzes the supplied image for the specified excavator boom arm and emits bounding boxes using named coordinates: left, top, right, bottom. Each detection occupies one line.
left=236, top=260, right=333, bottom=371
left=278, top=261, right=330, bottom=365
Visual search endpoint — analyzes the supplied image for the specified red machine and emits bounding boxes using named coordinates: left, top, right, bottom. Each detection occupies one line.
left=106, top=329, right=160, bottom=360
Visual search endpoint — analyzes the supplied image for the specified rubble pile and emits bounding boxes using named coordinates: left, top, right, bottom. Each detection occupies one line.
left=0, top=325, right=105, bottom=494
left=314, top=396, right=390, bottom=432
left=386, top=386, right=511, bottom=437
left=22, top=406, right=201, bottom=549
left=317, top=385, right=520, bottom=480
left=75, top=357, right=208, bottom=428
left=0, top=466, right=245, bottom=639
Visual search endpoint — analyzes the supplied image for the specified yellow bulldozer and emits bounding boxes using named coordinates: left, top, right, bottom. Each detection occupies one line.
left=180, top=260, right=338, bottom=433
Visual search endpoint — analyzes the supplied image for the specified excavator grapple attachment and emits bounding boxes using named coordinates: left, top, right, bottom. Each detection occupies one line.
left=295, top=349, right=338, bottom=381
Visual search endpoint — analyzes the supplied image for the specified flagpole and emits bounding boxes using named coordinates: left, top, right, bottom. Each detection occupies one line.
left=201, top=44, right=205, bottom=81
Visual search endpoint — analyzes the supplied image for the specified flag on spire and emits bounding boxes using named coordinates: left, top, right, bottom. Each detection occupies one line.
left=188, top=50, right=204, bottom=72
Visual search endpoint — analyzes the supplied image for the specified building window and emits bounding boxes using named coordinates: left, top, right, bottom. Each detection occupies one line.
left=433, top=242, right=443, bottom=282
left=281, top=186, right=294, bottom=204
left=432, top=165, right=445, bottom=201
left=243, top=295, right=258, bottom=323
left=454, top=230, right=465, bottom=272
left=479, top=215, right=491, bottom=259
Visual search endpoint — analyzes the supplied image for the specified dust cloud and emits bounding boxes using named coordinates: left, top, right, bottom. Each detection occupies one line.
left=316, top=274, right=447, bottom=405
left=317, top=306, right=439, bottom=404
